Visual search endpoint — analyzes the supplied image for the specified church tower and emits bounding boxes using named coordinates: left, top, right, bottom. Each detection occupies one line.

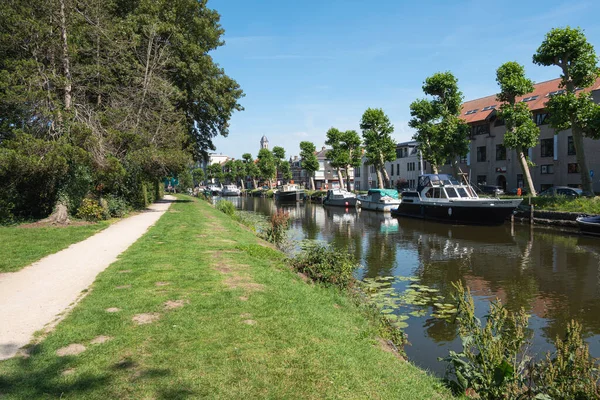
left=260, top=135, right=269, bottom=150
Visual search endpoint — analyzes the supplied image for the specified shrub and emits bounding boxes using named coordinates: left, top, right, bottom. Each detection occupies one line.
left=76, top=198, right=105, bottom=221
left=105, top=195, right=130, bottom=218
left=263, top=210, right=289, bottom=247
left=216, top=200, right=236, bottom=216
left=288, top=242, right=358, bottom=289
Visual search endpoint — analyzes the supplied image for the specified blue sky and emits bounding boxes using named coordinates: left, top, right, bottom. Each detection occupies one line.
left=210, top=0, right=600, bottom=160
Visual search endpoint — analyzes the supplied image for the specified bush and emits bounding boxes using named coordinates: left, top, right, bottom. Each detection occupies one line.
left=288, top=242, right=358, bottom=289
left=105, top=195, right=130, bottom=218
left=216, top=200, right=236, bottom=216
left=263, top=210, right=289, bottom=247
left=76, top=198, right=105, bottom=221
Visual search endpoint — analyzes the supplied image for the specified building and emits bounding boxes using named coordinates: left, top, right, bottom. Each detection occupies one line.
left=354, top=141, right=430, bottom=190
left=199, top=153, right=229, bottom=170
left=260, top=135, right=269, bottom=150
left=443, top=77, right=600, bottom=193
left=313, top=146, right=355, bottom=190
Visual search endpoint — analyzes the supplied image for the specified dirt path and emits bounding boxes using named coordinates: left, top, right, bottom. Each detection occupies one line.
left=0, top=196, right=175, bottom=360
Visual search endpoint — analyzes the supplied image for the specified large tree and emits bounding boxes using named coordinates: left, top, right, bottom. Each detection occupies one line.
left=299, top=141, right=319, bottom=190
left=242, top=152, right=259, bottom=189
left=360, top=108, right=396, bottom=188
left=533, top=27, right=600, bottom=193
left=272, top=146, right=286, bottom=184
left=325, top=128, right=362, bottom=191
left=409, top=72, right=470, bottom=175
left=495, top=62, right=539, bottom=196
left=257, top=148, right=276, bottom=189
left=206, top=163, right=223, bottom=184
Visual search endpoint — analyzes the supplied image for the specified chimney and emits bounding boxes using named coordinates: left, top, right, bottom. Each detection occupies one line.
left=322, top=146, right=326, bottom=151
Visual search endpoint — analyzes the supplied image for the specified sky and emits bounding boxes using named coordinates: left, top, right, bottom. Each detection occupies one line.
left=209, top=0, right=600, bottom=160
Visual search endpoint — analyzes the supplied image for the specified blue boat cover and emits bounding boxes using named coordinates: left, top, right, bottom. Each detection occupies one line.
left=367, top=189, right=399, bottom=199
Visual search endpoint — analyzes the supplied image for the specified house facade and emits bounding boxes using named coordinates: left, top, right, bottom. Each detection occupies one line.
left=313, top=146, right=355, bottom=190
left=440, top=77, right=600, bottom=193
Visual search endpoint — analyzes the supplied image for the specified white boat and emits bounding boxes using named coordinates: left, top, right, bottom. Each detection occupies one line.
left=323, top=189, right=357, bottom=207
left=356, top=189, right=401, bottom=212
left=206, top=184, right=222, bottom=195
left=275, top=183, right=305, bottom=202
left=221, top=184, right=241, bottom=196
left=392, top=174, right=523, bottom=225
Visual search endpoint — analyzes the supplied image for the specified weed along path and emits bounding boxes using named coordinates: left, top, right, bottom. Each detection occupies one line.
left=0, top=196, right=175, bottom=360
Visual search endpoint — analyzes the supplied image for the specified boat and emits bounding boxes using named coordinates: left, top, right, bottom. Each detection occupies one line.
left=221, top=184, right=241, bottom=196
left=323, top=189, right=357, bottom=207
left=356, top=189, right=401, bottom=212
left=576, top=215, right=600, bottom=236
left=206, top=184, right=222, bottom=196
left=392, top=174, right=522, bottom=225
left=275, top=183, right=305, bottom=202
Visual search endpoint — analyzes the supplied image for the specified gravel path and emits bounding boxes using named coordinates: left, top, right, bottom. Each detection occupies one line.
left=0, top=196, right=175, bottom=360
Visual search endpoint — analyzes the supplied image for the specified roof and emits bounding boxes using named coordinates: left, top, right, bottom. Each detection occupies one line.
left=460, top=76, right=600, bottom=124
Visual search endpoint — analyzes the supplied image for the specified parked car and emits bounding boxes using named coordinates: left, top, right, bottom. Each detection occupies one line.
left=538, top=186, right=594, bottom=198
left=479, top=185, right=504, bottom=196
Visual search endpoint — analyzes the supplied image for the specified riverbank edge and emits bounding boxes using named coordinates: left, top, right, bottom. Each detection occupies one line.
left=0, top=195, right=452, bottom=399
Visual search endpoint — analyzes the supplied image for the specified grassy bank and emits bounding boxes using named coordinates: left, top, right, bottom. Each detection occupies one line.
left=0, top=196, right=450, bottom=399
left=0, top=222, right=110, bottom=273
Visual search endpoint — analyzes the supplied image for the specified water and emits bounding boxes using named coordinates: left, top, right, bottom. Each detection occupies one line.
left=220, top=196, right=600, bottom=375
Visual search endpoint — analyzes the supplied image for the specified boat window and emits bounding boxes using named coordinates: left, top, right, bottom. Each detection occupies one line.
left=457, top=188, right=468, bottom=198
left=425, top=188, right=433, bottom=198
left=433, top=188, right=440, bottom=198
left=445, top=188, right=458, bottom=198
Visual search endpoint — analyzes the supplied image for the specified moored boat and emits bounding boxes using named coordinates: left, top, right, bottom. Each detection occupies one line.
left=576, top=215, right=600, bottom=236
left=392, top=174, right=522, bottom=225
left=356, top=189, right=401, bottom=212
left=275, top=183, right=305, bottom=202
left=323, top=189, right=357, bottom=207
left=206, top=184, right=222, bottom=196
left=221, top=184, right=241, bottom=196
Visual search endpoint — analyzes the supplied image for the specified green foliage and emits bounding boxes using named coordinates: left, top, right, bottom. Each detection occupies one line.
left=215, top=199, right=236, bottom=216
left=192, top=168, right=205, bottom=185
left=76, top=198, right=105, bottom=222
left=257, top=148, right=277, bottom=186
left=177, top=169, right=194, bottom=192
left=105, top=195, right=130, bottom=218
left=410, top=72, right=469, bottom=173
left=360, top=108, right=396, bottom=187
left=325, top=128, right=362, bottom=190
left=206, top=163, right=223, bottom=183
left=279, top=160, right=292, bottom=181
left=440, top=281, right=600, bottom=399
left=262, top=210, right=290, bottom=248
left=242, top=153, right=260, bottom=187
left=289, top=242, right=358, bottom=289
left=299, top=141, right=319, bottom=189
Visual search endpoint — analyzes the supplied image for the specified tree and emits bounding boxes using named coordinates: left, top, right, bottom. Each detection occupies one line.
left=206, top=163, right=223, bottom=184
left=272, top=146, right=286, bottom=184
left=495, top=62, right=539, bottom=196
left=360, top=108, right=396, bottom=188
left=299, top=141, right=319, bottom=190
left=533, top=27, right=600, bottom=193
left=242, top=152, right=259, bottom=189
left=280, top=160, right=292, bottom=182
left=232, top=159, right=246, bottom=190
left=325, top=128, right=362, bottom=191
left=192, top=168, right=205, bottom=185
left=257, top=148, right=276, bottom=189
left=409, top=72, right=470, bottom=175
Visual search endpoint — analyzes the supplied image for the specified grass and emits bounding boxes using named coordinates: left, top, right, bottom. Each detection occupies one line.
left=0, top=221, right=111, bottom=273
left=0, top=196, right=451, bottom=399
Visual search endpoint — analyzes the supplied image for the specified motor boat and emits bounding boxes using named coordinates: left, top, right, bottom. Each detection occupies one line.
left=206, top=184, right=222, bottom=196
left=275, top=183, right=304, bottom=202
left=323, top=189, right=357, bottom=207
left=221, top=184, right=241, bottom=196
left=576, top=215, right=600, bottom=236
left=356, top=189, right=401, bottom=212
left=392, top=174, right=522, bottom=225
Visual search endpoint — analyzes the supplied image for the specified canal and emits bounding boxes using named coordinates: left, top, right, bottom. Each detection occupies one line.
left=221, top=196, right=600, bottom=376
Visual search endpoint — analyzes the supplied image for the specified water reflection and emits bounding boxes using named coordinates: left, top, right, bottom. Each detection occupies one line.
left=221, top=196, right=600, bottom=375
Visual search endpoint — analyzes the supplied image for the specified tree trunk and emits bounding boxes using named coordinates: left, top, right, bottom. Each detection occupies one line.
left=239, top=178, right=245, bottom=191
left=41, top=199, right=70, bottom=225
left=572, top=126, right=593, bottom=193
left=252, top=178, right=258, bottom=190
left=310, top=176, right=315, bottom=191
left=336, top=168, right=344, bottom=189
left=431, top=164, right=439, bottom=174
left=59, top=0, right=71, bottom=111
left=346, top=165, right=353, bottom=192
left=516, top=146, right=536, bottom=196
left=379, top=154, right=391, bottom=188
left=375, top=168, right=384, bottom=189
left=451, top=160, right=460, bottom=179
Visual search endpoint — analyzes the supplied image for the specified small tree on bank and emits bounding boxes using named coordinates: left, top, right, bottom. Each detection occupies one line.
left=533, top=27, right=600, bottom=193
left=242, top=153, right=259, bottom=189
left=257, top=148, right=276, bottom=189
left=325, top=128, right=363, bottom=191
left=409, top=72, right=470, bottom=175
left=495, top=62, right=539, bottom=196
left=299, top=141, right=319, bottom=190
left=360, top=108, right=396, bottom=188
left=206, top=163, right=223, bottom=184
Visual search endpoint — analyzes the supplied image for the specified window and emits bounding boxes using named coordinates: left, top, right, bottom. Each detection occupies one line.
left=540, top=164, right=554, bottom=174
left=407, top=162, right=416, bottom=172
left=494, top=118, right=505, bottom=127
left=568, top=163, right=580, bottom=174
left=540, top=138, right=554, bottom=158
left=355, top=167, right=360, bottom=177
left=535, top=113, right=549, bottom=125
left=396, top=148, right=402, bottom=158
left=567, top=136, right=576, bottom=156
left=396, top=164, right=400, bottom=175
left=370, top=165, right=375, bottom=173
left=465, top=109, right=479, bottom=115
left=477, top=175, right=487, bottom=185
left=390, top=165, right=394, bottom=176
left=482, top=105, right=496, bottom=111
left=477, top=146, right=486, bottom=162
left=496, top=144, right=506, bottom=161
left=522, top=95, right=539, bottom=102
left=472, top=124, right=490, bottom=136
left=460, top=154, right=467, bottom=163
left=446, top=188, right=458, bottom=198
left=421, top=161, right=427, bottom=171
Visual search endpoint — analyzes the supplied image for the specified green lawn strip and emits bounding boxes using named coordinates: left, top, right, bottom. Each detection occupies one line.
left=0, top=221, right=111, bottom=273
left=0, top=197, right=451, bottom=399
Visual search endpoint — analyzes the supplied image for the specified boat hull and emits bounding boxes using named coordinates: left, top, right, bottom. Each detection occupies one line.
left=221, top=191, right=241, bottom=196
left=276, top=191, right=304, bottom=202
left=357, top=200, right=400, bottom=213
left=576, top=216, right=600, bottom=236
left=393, top=200, right=520, bottom=225
left=324, top=198, right=358, bottom=207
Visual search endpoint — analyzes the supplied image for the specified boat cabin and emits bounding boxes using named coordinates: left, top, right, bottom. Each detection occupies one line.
left=414, top=174, right=478, bottom=200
